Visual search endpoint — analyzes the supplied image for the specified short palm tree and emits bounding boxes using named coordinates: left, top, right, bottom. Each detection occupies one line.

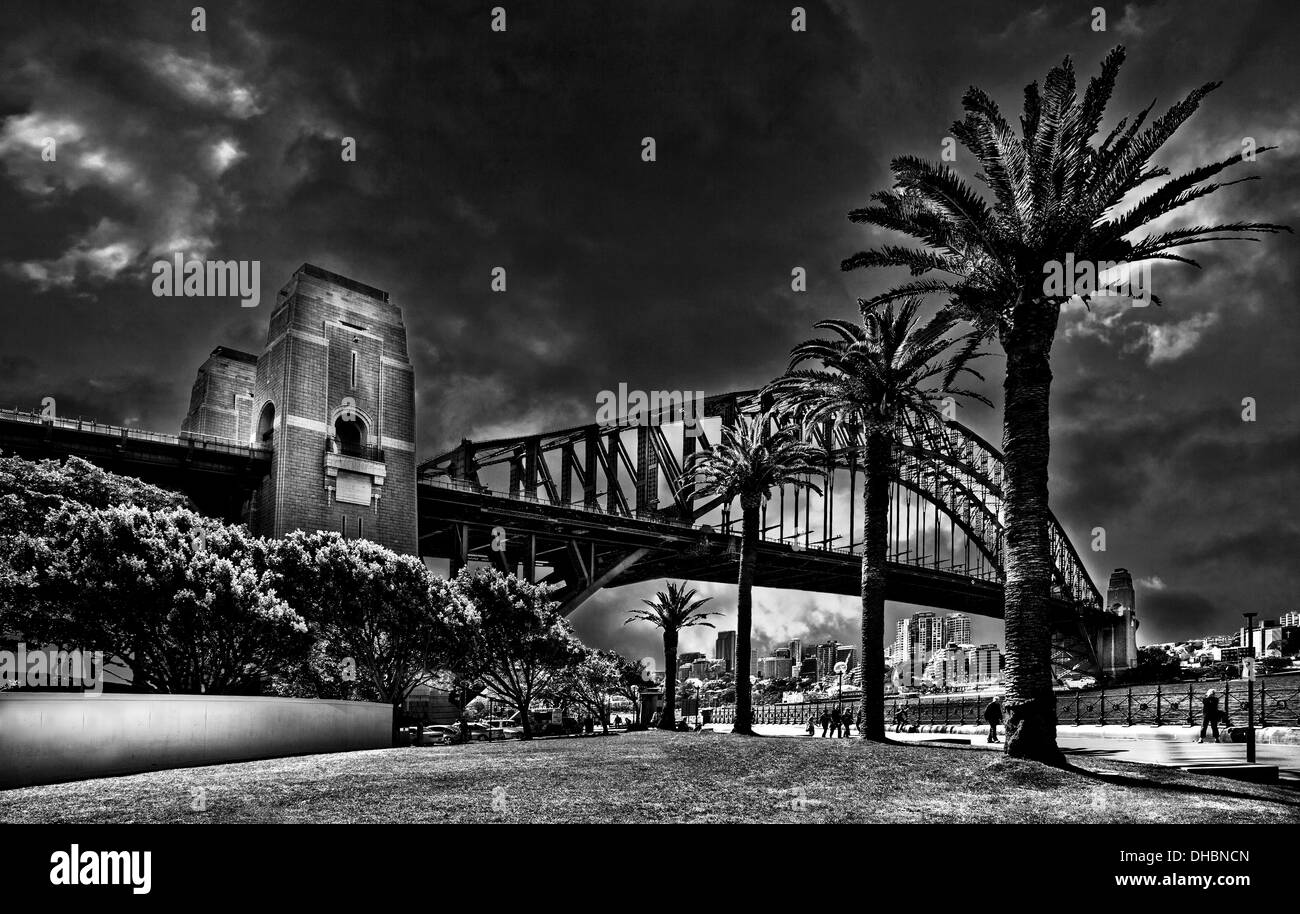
left=625, top=581, right=718, bottom=730
left=767, top=298, right=989, bottom=741
left=685, top=416, right=824, bottom=735
left=843, top=46, right=1290, bottom=763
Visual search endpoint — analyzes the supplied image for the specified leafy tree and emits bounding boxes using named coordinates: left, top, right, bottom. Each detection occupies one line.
left=768, top=299, right=988, bottom=740
left=609, top=653, right=654, bottom=727
left=1113, top=646, right=1182, bottom=685
left=0, top=453, right=189, bottom=529
left=685, top=418, right=823, bottom=734
left=552, top=648, right=623, bottom=734
left=0, top=454, right=191, bottom=618
left=452, top=568, right=584, bottom=740
left=625, top=581, right=718, bottom=731
left=268, top=531, right=475, bottom=743
left=842, top=47, right=1289, bottom=762
left=9, top=504, right=306, bottom=694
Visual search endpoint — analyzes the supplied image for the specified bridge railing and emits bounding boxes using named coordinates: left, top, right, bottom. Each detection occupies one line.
left=706, top=676, right=1300, bottom=729
left=0, top=407, right=270, bottom=459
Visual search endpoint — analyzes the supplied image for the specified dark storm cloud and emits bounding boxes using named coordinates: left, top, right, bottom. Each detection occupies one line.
left=1, top=0, right=1297, bottom=656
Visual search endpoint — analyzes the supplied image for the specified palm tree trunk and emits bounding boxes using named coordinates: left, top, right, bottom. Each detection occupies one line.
left=733, top=495, right=760, bottom=735
left=659, top=629, right=678, bottom=729
left=858, top=431, right=890, bottom=741
left=1000, top=300, right=1065, bottom=766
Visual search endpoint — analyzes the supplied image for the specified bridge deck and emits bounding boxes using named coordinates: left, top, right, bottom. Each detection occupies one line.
left=0, top=410, right=271, bottom=521
left=416, top=477, right=1094, bottom=620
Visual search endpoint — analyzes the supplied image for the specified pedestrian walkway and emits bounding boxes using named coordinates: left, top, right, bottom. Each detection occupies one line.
left=702, top=723, right=1300, bottom=783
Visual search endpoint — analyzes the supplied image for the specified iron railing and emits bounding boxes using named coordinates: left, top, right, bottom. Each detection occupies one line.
left=0, top=407, right=270, bottom=459
left=706, top=676, right=1300, bottom=728
left=328, top=436, right=384, bottom=463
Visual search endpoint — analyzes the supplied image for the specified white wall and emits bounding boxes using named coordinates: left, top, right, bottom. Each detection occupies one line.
left=0, top=693, right=392, bottom=789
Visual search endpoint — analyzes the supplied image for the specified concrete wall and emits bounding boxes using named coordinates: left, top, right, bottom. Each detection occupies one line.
left=0, top=693, right=392, bottom=790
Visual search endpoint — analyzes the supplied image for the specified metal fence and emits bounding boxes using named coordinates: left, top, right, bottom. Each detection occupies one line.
left=708, top=677, right=1300, bottom=728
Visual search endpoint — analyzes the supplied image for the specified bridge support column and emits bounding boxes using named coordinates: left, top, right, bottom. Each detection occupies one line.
left=636, top=426, right=658, bottom=515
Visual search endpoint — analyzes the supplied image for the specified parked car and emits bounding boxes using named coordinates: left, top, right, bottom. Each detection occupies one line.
left=484, top=719, right=525, bottom=740
left=421, top=722, right=491, bottom=745
left=507, top=709, right=580, bottom=736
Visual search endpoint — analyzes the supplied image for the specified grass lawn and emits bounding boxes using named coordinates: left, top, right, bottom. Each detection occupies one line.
left=2, top=731, right=1297, bottom=824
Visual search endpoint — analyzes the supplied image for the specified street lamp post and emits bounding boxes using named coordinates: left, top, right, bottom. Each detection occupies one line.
left=1243, top=612, right=1257, bottom=764
left=833, top=661, right=847, bottom=723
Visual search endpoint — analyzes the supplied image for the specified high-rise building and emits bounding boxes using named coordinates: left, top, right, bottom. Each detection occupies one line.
left=773, top=647, right=791, bottom=659
left=715, top=631, right=736, bottom=672
left=912, top=612, right=941, bottom=657
left=970, top=644, right=1003, bottom=687
left=816, top=641, right=839, bottom=676
left=835, top=645, right=856, bottom=672
left=750, top=649, right=758, bottom=672
left=1279, top=611, right=1300, bottom=628
left=942, top=613, right=972, bottom=646
left=923, top=643, right=971, bottom=690
left=789, top=639, right=802, bottom=663
left=760, top=656, right=793, bottom=679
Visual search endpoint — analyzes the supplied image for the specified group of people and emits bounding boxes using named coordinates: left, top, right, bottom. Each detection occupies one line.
left=893, top=696, right=1001, bottom=742
left=806, top=706, right=858, bottom=738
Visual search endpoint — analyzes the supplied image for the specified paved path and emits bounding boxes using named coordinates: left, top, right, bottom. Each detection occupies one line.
left=703, top=723, right=1300, bottom=782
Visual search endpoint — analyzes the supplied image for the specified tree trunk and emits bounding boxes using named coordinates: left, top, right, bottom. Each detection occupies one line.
left=659, top=630, right=678, bottom=730
left=1000, top=299, right=1066, bottom=766
left=517, top=698, right=533, bottom=740
left=734, top=495, right=760, bottom=735
left=858, top=431, right=890, bottom=741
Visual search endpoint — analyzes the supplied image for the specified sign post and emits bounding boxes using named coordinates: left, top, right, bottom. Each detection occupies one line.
left=1242, top=612, right=1257, bottom=764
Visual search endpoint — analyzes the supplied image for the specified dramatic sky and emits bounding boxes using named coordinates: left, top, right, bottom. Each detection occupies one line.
left=1, top=0, right=1297, bottom=660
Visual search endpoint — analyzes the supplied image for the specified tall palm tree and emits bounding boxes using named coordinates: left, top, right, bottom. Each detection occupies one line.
left=842, top=46, right=1290, bottom=763
left=767, top=298, right=989, bottom=742
left=685, top=416, right=824, bottom=735
left=625, top=581, right=718, bottom=730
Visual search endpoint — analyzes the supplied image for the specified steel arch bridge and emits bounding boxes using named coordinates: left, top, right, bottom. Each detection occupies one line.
left=416, top=390, right=1108, bottom=675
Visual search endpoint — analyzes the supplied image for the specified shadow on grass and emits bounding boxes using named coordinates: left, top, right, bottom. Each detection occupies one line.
left=1063, top=759, right=1300, bottom=806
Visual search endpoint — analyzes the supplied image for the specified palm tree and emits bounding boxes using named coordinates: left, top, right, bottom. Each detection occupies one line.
left=685, top=416, right=824, bottom=735
left=625, top=581, right=718, bottom=730
left=842, top=46, right=1290, bottom=764
left=767, top=298, right=989, bottom=741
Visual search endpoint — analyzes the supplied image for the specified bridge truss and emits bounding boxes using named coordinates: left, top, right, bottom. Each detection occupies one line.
left=417, top=390, right=1106, bottom=676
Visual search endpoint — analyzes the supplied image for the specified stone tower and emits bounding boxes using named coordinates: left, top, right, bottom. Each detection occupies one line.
left=1095, top=567, right=1140, bottom=677
left=181, top=346, right=258, bottom=442
left=184, top=263, right=417, bottom=554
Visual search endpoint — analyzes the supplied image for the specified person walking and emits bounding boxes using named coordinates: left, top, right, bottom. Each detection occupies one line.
left=806, top=715, right=816, bottom=737
left=819, top=709, right=831, bottom=737
left=841, top=710, right=852, bottom=738
left=893, top=706, right=908, bottom=733
left=983, top=697, right=1002, bottom=743
left=830, top=706, right=843, bottom=738
left=1198, top=688, right=1221, bottom=743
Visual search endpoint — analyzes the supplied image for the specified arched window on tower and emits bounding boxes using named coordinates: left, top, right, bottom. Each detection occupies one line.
left=256, top=402, right=275, bottom=448
left=334, top=414, right=366, bottom=458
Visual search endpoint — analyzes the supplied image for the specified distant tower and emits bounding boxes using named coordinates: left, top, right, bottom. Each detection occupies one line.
left=1095, top=568, right=1140, bottom=677
left=185, top=264, right=417, bottom=554
left=942, top=612, right=972, bottom=646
